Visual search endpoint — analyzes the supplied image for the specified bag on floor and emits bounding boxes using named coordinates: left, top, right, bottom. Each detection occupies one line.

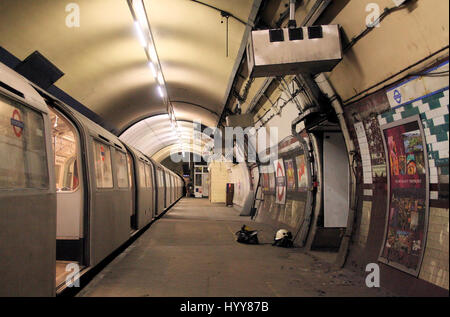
left=235, top=225, right=259, bottom=245
left=272, top=229, right=293, bottom=248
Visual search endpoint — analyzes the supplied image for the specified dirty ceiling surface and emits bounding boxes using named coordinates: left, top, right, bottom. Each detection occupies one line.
left=0, top=0, right=257, bottom=159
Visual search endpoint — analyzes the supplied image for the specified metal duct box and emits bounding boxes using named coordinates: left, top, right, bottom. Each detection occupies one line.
left=225, top=113, right=254, bottom=128
left=247, top=25, right=342, bottom=77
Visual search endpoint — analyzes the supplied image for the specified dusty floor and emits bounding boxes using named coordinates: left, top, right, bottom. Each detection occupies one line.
left=77, top=198, right=393, bottom=297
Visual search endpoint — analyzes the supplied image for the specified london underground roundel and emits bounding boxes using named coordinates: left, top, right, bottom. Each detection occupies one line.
left=273, top=159, right=286, bottom=205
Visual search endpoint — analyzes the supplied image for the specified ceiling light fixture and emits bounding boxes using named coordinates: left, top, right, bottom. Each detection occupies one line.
left=148, top=62, right=157, bottom=79
left=134, top=21, right=147, bottom=47
left=157, top=85, right=164, bottom=98
left=128, top=0, right=184, bottom=150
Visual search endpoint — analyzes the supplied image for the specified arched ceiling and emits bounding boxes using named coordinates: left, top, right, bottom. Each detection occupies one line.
left=120, top=114, right=214, bottom=161
left=0, top=0, right=259, bottom=160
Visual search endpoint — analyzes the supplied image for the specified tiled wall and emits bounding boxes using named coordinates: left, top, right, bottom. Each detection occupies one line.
left=378, top=89, right=449, bottom=182
left=345, top=62, right=449, bottom=294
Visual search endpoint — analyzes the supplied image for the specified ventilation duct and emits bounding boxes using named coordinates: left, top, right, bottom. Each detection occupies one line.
left=246, top=24, right=342, bottom=77
left=14, top=51, right=64, bottom=90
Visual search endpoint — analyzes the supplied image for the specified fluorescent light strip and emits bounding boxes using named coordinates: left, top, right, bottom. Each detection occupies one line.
left=130, top=0, right=182, bottom=146
left=134, top=21, right=147, bottom=47
left=157, top=72, right=164, bottom=86
left=133, top=0, right=148, bottom=31
left=148, top=62, right=157, bottom=79
left=157, top=85, right=164, bottom=98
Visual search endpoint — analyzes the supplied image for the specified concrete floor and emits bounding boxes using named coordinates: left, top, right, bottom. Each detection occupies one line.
left=77, top=198, right=392, bottom=297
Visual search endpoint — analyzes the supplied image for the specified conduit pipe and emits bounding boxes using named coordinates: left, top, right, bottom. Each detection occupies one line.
left=313, top=73, right=357, bottom=268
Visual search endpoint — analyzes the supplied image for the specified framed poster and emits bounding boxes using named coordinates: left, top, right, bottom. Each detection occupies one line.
left=295, top=154, right=308, bottom=191
left=379, top=115, right=429, bottom=276
left=263, top=173, right=269, bottom=192
left=284, top=159, right=296, bottom=190
left=268, top=171, right=275, bottom=192
left=273, top=159, right=286, bottom=204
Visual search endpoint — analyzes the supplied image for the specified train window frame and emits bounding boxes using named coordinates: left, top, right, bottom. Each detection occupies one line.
left=115, top=149, right=129, bottom=189
left=49, top=107, right=81, bottom=193
left=144, top=163, right=152, bottom=189
left=0, top=92, right=49, bottom=190
left=138, top=160, right=146, bottom=188
left=92, top=138, right=114, bottom=189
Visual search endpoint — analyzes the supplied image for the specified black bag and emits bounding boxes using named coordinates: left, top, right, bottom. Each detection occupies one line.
left=236, top=225, right=259, bottom=245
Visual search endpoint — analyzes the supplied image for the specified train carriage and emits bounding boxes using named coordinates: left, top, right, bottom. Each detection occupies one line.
left=0, top=61, right=184, bottom=296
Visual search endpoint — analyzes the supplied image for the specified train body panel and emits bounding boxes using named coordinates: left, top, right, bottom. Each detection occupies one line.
left=0, top=63, right=56, bottom=296
left=154, top=165, right=165, bottom=215
left=127, top=145, right=155, bottom=229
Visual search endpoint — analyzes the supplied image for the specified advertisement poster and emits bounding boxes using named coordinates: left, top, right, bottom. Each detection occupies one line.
left=295, top=154, right=308, bottom=190
left=263, top=173, right=269, bottom=192
left=274, top=159, right=286, bottom=204
left=379, top=118, right=428, bottom=275
left=284, top=159, right=295, bottom=190
left=268, top=171, right=275, bottom=192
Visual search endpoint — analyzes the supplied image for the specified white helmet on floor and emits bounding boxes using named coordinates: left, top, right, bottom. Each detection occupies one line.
left=275, top=229, right=290, bottom=241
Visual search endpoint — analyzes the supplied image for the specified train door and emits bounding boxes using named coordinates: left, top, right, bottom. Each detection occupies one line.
left=0, top=90, right=56, bottom=296
left=155, top=167, right=164, bottom=215
left=170, top=174, right=175, bottom=203
left=49, top=107, right=86, bottom=289
left=144, top=162, right=153, bottom=221
left=127, top=152, right=136, bottom=230
left=136, top=159, right=147, bottom=228
left=165, top=170, right=171, bottom=207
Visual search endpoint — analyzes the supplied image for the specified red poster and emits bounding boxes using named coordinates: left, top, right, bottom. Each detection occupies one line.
left=284, top=159, right=295, bottom=190
left=274, top=159, right=286, bottom=204
left=263, top=173, right=269, bottom=192
left=380, top=118, right=428, bottom=275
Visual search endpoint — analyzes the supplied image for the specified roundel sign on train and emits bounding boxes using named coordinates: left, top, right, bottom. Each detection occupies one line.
left=10, top=109, right=24, bottom=137
left=273, top=158, right=286, bottom=205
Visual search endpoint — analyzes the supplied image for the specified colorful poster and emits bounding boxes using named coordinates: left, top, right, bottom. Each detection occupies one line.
left=262, top=173, right=269, bottom=192
left=284, top=159, right=295, bottom=190
left=380, top=118, right=428, bottom=275
left=273, top=159, right=286, bottom=205
left=295, top=154, right=308, bottom=190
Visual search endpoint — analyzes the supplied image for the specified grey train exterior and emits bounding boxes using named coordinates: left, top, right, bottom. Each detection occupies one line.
left=0, top=62, right=183, bottom=297
left=0, top=62, right=56, bottom=296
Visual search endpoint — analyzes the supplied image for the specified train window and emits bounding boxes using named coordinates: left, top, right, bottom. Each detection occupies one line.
left=138, top=161, right=146, bottom=187
left=0, top=93, right=49, bottom=189
left=93, top=140, right=113, bottom=188
left=115, top=150, right=129, bottom=188
left=49, top=108, right=79, bottom=191
left=144, top=164, right=152, bottom=188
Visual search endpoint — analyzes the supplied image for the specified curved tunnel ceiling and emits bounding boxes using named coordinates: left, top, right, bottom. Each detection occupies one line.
left=120, top=114, right=214, bottom=161
left=0, top=0, right=257, bottom=160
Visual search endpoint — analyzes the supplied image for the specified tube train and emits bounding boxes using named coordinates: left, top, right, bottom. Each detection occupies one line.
left=0, top=61, right=184, bottom=296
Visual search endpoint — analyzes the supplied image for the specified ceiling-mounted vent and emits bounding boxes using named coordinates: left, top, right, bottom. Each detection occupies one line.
left=247, top=25, right=342, bottom=77
left=14, top=51, right=64, bottom=90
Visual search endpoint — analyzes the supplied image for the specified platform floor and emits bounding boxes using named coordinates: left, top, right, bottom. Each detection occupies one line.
left=78, top=198, right=392, bottom=297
